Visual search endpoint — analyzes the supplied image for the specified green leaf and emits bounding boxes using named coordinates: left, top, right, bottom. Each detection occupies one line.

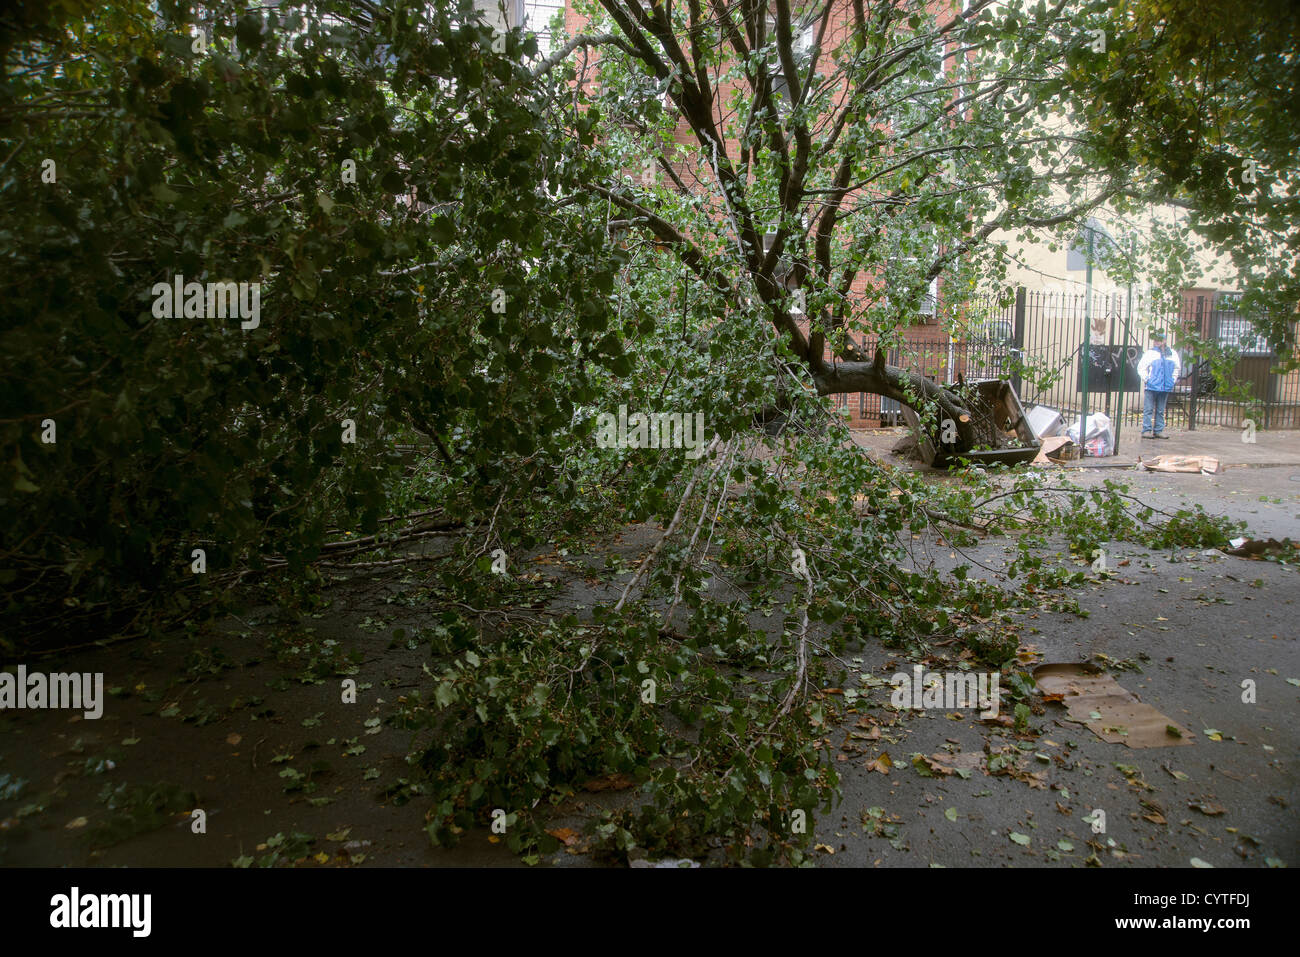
left=435, top=682, right=455, bottom=708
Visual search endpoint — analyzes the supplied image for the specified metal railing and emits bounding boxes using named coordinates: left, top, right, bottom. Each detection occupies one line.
left=837, top=288, right=1300, bottom=439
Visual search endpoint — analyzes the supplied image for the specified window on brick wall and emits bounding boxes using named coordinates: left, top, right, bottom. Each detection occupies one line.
left=1215, top=292, right=1271, bottom=356
left=762, top=216, right=806, bottom=287
left=524, top=0, right=564, bottom=57
left=767, top=17, right=816, bottom=113
left=919, top=275, right=939, bottom=317
left=886, top=256, right=940, bottom=323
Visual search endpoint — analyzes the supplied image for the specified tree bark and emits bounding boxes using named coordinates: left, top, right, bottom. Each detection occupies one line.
left=811, top=349, right=975, bottom=450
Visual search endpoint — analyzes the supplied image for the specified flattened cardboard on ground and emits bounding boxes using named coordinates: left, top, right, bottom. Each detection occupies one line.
left=1139, top=454, right=1222, bottom=474
left=1033, top=662, right=1195, bottom=748
left=1032, top=435, right=1075, bottom=465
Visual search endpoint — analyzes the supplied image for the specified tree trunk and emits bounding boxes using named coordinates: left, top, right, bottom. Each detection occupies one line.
left=811, top=350, right=976, bottom=451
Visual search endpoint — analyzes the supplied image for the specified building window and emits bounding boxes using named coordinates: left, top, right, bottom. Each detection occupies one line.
left=1215, top=294, right=1271, bottom=355
left=919, top=276, right=939, bottom=317
left=885, top=256, right=941, bottom=323
left=524, top=0, right=566, bottom=58
left=767, top=17, right=816, bottom=112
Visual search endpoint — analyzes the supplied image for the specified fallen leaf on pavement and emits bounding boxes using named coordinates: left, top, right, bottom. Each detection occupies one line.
left=866, top=752, right=893, bottom=774
left=582, top=773, right=636, bottom=792
left=546, top=827, right=581, bottom=847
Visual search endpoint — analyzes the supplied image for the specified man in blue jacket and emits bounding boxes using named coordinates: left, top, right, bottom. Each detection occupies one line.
left=1137, top=329, right=1181, bottom=439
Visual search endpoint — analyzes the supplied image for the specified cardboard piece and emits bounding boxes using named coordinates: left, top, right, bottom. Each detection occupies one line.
left=1140, top=455, right=1222, bottom=474
left=1033, top=662, right=1195, bottom=748
left=1032, top=435, right=1075, bottom=465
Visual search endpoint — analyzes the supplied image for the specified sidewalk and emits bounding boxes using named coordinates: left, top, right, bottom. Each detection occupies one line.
left=1080, top=425, right=1300, bottom=468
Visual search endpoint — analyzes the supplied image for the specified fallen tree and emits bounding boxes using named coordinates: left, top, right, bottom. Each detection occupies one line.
left=549, top=0, right=1154, bottom=449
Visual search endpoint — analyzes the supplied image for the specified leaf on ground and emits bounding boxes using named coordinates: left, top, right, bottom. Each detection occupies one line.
left=1009, top=832, right=1031, bottom=846
left=65, top=816, right=88, bottom=829
left=866, top=752, right=892, bottom=774
left=581, top=773, right=636, bottom=792
left=1190, top=857, right=1214, bottom=868
left=546, top=827, right=580, bottom=846
left=326, top=827, right=352, bottom=841
left=226, top=733, right=242, bottom=746
left=945, top=807, right=959, bottom=822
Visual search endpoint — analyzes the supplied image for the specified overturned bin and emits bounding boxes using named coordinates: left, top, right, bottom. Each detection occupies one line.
left=900, top=378, right=1040, bottom=468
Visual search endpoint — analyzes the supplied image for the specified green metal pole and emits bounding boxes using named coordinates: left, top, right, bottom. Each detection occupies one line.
left=1114, top=234, right=1134, bottom=454
left=1079, top=228, right=1093, bottom=454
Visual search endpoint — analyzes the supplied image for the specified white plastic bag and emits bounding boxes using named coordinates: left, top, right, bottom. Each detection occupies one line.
left=1065, top=412, right=1113, bottom=457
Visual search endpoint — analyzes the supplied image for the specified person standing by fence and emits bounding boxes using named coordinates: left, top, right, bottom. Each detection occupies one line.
left=1138, top=329, right=1181, bottom=439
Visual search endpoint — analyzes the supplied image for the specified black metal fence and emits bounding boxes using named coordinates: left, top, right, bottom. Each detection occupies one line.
left=835, top=287, right=1300, bottom=438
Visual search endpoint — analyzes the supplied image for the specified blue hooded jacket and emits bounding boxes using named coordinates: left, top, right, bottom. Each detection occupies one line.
left=1141, top=345, right=1178, bottom=393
